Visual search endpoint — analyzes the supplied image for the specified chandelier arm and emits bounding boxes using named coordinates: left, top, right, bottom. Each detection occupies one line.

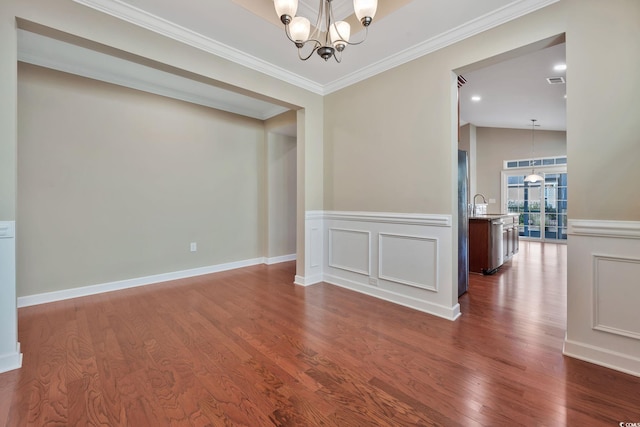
left=324, top=0, right=332, bottom=46
left=298, top=46, right=317, bottom=61
left=296, top=38, right=326, bottom=61
left=314, top=0, right=324, bottom=34
left=341, top=26, right=369, bottom=47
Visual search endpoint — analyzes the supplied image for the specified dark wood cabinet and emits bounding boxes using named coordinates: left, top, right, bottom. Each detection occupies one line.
left=469, top=218, right=492, bottom=274
left=469, top=214, right=518, bottom=274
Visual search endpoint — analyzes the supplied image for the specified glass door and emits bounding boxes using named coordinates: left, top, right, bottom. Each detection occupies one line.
left=503, top=169, right=567, bottom=242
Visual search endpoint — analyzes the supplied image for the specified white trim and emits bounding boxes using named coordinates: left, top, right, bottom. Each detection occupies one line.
left=563, top=339, right=640, bottom=378
left=294, top=274, right=322, bottom=287
left=324, top=274, right=460, bottom=321
left=72, top=0, right=558, bottom=95
left=18, top=257, right=267, bottom=307
left=503, top=155, right=567, bottom=169
left=305, top=210, right=325, bottom=221
left=0, top=343, right=22, bottom=374
left=0, top=221, right=15, bottom=238
left=323, top=211, right=452, bottom=227
left=569, top=219, right=640, bottom=239
left=71, top=0, right=324, bottom=94
left=265, top=253, right=296, bottom=265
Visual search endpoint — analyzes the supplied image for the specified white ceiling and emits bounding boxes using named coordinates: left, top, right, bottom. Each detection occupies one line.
left=459, top=42, right=566, bottom=131
left=18, top=0, right=564, bottom=129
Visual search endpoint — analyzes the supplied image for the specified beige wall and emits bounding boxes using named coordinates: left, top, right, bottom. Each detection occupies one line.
left=476, top=127, right=566, bottom=214
left=458, top=123, right=477, bottom=197
left=0, top=1, right=17, bottom=220
left=324, top=62, right=455, bottom=213
left=324, top=3, right=568, bottom=214
left=567, top=0, right=640, bottom=220
left=458, top=123, right=471, bottom=152
left=264, top=111, right=297, bottom=258
left=17, top=64, right=270, bottom=296
left=266, top=132, right=297, bottom=258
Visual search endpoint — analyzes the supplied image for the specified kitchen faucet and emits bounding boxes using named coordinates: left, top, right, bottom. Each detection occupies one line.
left=472, top=193, right=487, bottom=216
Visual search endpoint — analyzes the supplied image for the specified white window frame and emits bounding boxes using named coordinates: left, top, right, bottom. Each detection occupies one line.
left=501, top=165, right=567, bottom=242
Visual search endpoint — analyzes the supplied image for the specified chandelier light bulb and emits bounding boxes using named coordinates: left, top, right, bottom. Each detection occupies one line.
left=274, top=0, right=298, bottom=24
left=354, top=0, right=378, bottom=26
left=289, top=16, right=311, bottom=44
left=330, top=21, right=351, bottom=51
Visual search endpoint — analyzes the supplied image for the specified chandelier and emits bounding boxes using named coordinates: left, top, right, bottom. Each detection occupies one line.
left=274, top=0, right=378, bottom=62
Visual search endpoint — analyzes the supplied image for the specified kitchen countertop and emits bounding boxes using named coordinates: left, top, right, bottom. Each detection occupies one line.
left=469, top=213, right=518, bottom=221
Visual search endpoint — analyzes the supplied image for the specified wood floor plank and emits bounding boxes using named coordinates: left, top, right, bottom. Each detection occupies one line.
left=2, top=241, right=640, bottom=425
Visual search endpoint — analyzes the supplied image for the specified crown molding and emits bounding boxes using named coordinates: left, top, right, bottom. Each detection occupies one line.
left=72, top=0, right=558, bottom=96
left=72, top=0, right=325, bottom=95
left=323, top=0, right=560, bottom=93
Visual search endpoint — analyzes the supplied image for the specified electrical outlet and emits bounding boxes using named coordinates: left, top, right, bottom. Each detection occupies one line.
left=489, top=198, right=496, bottom=204
left=190, top=242, right=197, bottom=252
left=369, top=278, right=378, bottom=286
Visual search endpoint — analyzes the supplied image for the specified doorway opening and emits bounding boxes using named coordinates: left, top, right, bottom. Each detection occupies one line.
left=455, top=34, right=567, bottom=301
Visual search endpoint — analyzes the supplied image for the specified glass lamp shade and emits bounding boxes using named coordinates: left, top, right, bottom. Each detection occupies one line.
left=524, top=173, right=544, bottom=183
left=353, top=0, right=378, bottom=22
left=289, top=16, right=311, bottom=43
left=274, top=0, right=298, bottom=19
left=330, top=21, right=351, bottom=49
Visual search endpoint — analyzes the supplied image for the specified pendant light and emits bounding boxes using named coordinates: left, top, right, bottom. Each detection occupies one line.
left=524, top=119, right=544, bottom=183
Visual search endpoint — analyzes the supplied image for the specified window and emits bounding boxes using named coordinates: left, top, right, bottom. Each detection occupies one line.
left=502, top=163, right=567, bottom=242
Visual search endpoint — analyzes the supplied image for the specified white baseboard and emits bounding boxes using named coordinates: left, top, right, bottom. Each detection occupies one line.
left=324, top=274, right=461, bottom=321
left=265, top=253, right=296, bottom=265
left=0, top=342, right=22, bottom=374
left=294, top=274, right=323, bottom=286
left=563, top=339, right=640, bottom=378
left=17, top=257, right=280, bottom=308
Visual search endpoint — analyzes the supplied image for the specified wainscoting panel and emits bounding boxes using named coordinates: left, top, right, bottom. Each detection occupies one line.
left=320, top=211, right=458, bottom=320
left=378, top=233, right=437, bottom=291
left=0, top=221, right=21, bottom=373
left=564, top=219, right=640, bottom=377
left=592, top=255, right=640, bottom=340
left=328, top=228, right=370, bottom=275
left=296, top=211, right=324, bottom=286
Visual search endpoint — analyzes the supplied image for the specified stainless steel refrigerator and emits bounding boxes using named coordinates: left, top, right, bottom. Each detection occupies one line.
left=458, top=150, right=469, bottom=296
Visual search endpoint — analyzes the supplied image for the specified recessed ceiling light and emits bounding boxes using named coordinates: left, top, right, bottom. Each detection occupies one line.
left=554, top=64, right=567, bottom=71
left=471, top=95, right=481, bottom=102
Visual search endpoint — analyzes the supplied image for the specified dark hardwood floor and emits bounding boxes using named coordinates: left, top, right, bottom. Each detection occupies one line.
left=1, top=241, right=639, bottom=425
